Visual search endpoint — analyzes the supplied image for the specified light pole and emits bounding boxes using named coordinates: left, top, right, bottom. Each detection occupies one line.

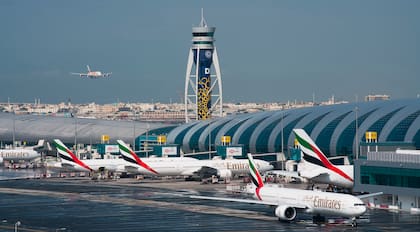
left=12, top=107, right=16, bottom=149
left=208, top=121, right=212, bottom=160
left=355, top=106, right=359, bottom=160
left=14, top=221, right=21, bottom=232
left=281, top=111, right=284, bottom=154
left=145, top=123, right=150, bottom=157
left=133, top=110, right=136, bottom=150
left=280, top=111, right=284, bottom=169
left=73, top=107, right=77, bottom=156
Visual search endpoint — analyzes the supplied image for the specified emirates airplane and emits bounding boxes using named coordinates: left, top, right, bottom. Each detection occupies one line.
left=71, top=65, right=112, bottom=79
left=51, top=139, right=273, bottom=180
left=0, top=140, right=44, bottom=163
left=50, top=139, right=132, bottom=172
left=117, top=140, right=273, bottom=180
left=191, top=154, right=379, bottom=226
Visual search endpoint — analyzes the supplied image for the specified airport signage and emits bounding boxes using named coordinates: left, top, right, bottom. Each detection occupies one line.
left=162, top=146, right=177, bottom=155
left=227, top=147, right=243, bottom=157
left=105, top=145, right=119, bottom=153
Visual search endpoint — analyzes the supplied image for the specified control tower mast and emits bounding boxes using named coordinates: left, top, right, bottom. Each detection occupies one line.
left=184, top=9, right=223, bottom=122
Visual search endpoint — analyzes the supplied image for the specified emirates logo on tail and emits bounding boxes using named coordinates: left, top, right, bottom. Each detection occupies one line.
left=247, top=154, right=264, bottom=200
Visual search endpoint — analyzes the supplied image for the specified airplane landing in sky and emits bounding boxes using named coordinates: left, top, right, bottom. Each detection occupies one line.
left=71, top=65, right=112, bottom=79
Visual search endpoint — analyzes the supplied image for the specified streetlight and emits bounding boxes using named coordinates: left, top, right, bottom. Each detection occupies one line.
left=14, top=221, right=21, bottom=232
left=355, top=106, right=359, bottom=160
left=280, top=110, right=285, bottom=170
left=133, top=110, right=137, bottom=150
left=73, top=107, right=78, bottom=155
left=208, top=124, right=211, bottom=160
left=12, top=108, right=16, bottom=149
left=145, top=123, right=150, bottom=157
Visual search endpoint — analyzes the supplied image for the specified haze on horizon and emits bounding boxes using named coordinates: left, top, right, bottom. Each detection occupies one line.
left=1, top=0, right=419, bottom=104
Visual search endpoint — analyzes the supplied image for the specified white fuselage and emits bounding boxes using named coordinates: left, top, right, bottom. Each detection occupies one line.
left=129, top=157, right=273, bottom=176
left=87, top=71, right=103, bottom=77
left=0, top=149, right=40, bottom=162
left=259, top=186, right=366, bottom=218
left=49, top=156, right=273, bottom=177
left=48, top=158, right=129, bottom=172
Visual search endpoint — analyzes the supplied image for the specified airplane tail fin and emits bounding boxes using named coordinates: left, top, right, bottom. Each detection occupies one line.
left=293, top=129, right=353, bottom=182
left=36, top=139, right=45, bottom=147
left=247, top=153, right=264, bottom=199
left=293, top=129, right=334, bottom=168
left=117, top=140, right=158, bottom=175
left=86, top=65, right=91, bottom=72
left=53, top=139, right=92, bottom=171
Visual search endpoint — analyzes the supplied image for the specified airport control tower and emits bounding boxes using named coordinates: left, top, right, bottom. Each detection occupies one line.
left=184, top=9, right=223, bottom=122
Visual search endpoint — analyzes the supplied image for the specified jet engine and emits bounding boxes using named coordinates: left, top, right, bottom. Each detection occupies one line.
left=274, top=205, right=297, bottom=221
left=217, top=169, right=232, bottom=179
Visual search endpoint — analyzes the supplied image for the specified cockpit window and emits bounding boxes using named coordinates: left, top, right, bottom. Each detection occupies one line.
left=354, top=203, right=365, bottom=206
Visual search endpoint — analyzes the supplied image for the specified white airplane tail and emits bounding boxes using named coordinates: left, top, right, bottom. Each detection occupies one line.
left=86, top=65, right=91, bottom=72
left=53, top=139, right=92, bottom=171
left=247, top=153, right=264, bottom=200
left=293, top=129, right=353, bottom=182
left=117, top=140, right=158, bottom=175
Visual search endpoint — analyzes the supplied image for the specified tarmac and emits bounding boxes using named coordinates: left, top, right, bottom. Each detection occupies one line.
left=0, top=173, right=420, bottom=231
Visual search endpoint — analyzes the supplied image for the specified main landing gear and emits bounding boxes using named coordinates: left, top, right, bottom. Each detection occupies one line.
left=351, top=217, right=358, bottom=227
left=312, top=214, right=326, bottom=224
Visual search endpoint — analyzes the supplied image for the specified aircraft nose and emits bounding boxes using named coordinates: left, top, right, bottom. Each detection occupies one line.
left=359, top=205, right=367, bottom=215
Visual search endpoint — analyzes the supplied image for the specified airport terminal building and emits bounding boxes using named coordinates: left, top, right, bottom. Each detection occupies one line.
left=163, top=98, right=420, bottom=159
left=1, top=99, right=420, bottom=158
left=1, top=99, right=420, bottom=212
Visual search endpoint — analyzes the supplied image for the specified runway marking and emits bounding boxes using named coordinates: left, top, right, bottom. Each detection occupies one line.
left=0, top=187, right=276, bottom=222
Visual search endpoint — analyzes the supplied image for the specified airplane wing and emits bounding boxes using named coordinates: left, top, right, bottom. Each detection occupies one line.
left=193, top=166, right=219, bottom=179
left=124, top=165, right=142, bottom=174
left=190, top=195, right=308, bottom=209
left=71, top=73, right=87, bottom=77
left=61, top=162, right=78, bottom=170
left=268, top=170, right=301, bottom=179
left=180, top=168, right=200, bottom=176
left=356, top=192, right=383, bottom=199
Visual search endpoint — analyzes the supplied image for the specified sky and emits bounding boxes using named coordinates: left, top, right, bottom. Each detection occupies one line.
left=1, top=0, right=419, bottom=104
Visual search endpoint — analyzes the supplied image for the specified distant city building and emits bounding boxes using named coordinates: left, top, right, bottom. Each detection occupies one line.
left=365, top=94, right=390, bottom=102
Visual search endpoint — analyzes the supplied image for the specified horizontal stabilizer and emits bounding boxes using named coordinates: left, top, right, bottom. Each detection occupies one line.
left=299, top=170, right=329, bottom=179
left=357, top=192, right=383, bottom=199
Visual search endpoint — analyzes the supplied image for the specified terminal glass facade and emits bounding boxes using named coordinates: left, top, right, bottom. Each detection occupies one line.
left=360, top=166, right=420, bottom=188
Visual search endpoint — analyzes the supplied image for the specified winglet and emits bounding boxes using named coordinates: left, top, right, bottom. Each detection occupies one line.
left=247, top=153, right=264, bottom=200
left=117, top=140, right=158, bottom=175
left=53, top=139, right=92, bottom=171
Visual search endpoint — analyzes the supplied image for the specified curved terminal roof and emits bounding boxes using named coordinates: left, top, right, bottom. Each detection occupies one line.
left=0, top=113, right=170, bottom=145
left=165, top=99, right=420, bottom=156
left=1, top=99, right=419, bottom=157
